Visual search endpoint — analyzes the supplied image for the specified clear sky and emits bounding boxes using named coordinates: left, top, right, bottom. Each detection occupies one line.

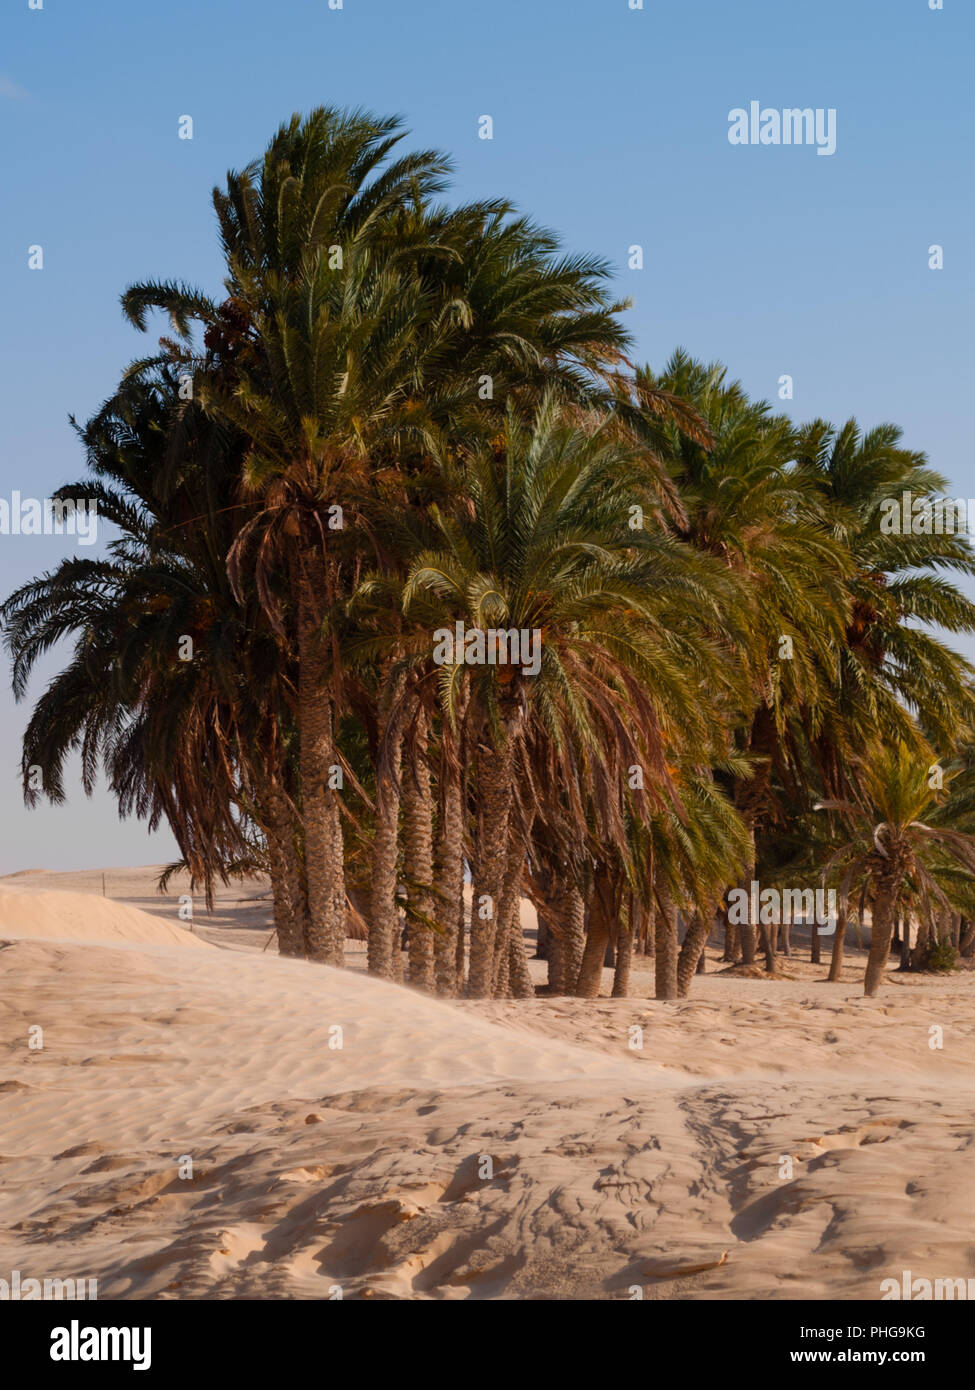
left=0, top=0, right=972, bottom=871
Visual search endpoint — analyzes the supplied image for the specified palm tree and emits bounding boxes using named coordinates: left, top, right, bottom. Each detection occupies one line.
left=631, top=352, right=853, bottom=971
left=123, top=109, right=636, bottom=975
left=816, top=742, right=975, bottom=995
left=121, top=109, right=458, bottom=965
left=404, top=394, right=738, bottom=997
left=0, top=366, right=301, bottom=935
left=794, top=417, right=975, bottom=751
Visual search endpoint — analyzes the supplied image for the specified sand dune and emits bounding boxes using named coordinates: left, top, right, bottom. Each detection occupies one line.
left=0, top=884, right=208, bottom=949
left=1, top=874, right=974, bottom=1299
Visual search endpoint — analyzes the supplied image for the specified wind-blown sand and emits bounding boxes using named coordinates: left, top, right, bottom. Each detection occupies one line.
left=1, top=867, right=973, bottom=1300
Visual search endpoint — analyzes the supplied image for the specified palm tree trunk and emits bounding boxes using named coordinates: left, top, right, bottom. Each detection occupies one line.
left=654, top=875, right=679, bottom=1000
left=546, top=926, right=565, bottom=992
left=909, top=916, right=930, bottom=971
left=560, top=885, right=586, bottom=993
left=723, top=915, right=739, bottom=961
left=296, top=560, right=344, bottom=966
left=739, top=869, right=757, bottom=966
left=810, top=922, right=821, bottom=965
left=575, top=865, right=616, bottom=999
left=827, top=903, right=847, bottom=981
left=611, top=895, right=635, bottom=998
left=864, top=877, right=901, bottom=997
left=455, top=890, right=468, bottom=987
left=469, top=731, right=516, bottom=998
left=538, top=883, right=585, bottom=994
left=263, top=783, right=306, bottom=957
left=368, top=671, right=406, bottom=980
left=433, top=743, right=465, bottom=997
left=960, top=918, right=975, bottom=958
left=403, top=706, right=435, bottom=991
left=507, top=906, right=535, bottom=998
left=677, top=910, right=710, bottom=997
left=492, top=831, right=526, bottom=996
left=494, top=924, right=511, bottom=996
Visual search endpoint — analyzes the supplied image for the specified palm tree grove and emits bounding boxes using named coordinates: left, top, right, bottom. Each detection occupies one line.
left=5, top=109, right=975, bottom=1002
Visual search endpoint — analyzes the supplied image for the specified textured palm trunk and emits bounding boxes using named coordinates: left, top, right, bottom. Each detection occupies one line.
left=611, top=898, right=634, bottom=998
left=737, top=822, right=758, bottom=965
left=469, top=730, right=517, bottom=999
left=492, top=824, right=533, bottom=998
left=296, top=563, right=345, bottom=966
left=759, top=922, right=776, bottom=974
left=864, top=875, right=901, bottom=996
left=810, top=923, right=821, bottom=965
left=723, top=917, right=739, bottom=961
left=494, top=927, right=511, bottom=996
left=403, top=706, right=435, bottom=991
left=532, top=881, right=581, bottom=994
left=827, top=903, right=847, bottom=981
left=654, top=875, right=679, bottom=1000
left=559, top=886, right=586, bottom=993
left=909, top=917, right=931, bottom=971
left=739, top=900, right=762, bottom=967
left=677, top=910, right=710, bottom=997
left=546, top=926, right=565, bottom=992
left=368, top=672, right=406, bottom=980
left=629, top=900, right=644, bottom=955
left=575, top=924, right=607, bottom=997
left=264, top=784, right=306, bottom=957
left=433, top=750, right=465, bottom=997
left=455, top=889, right=468, bottom=988
left=715, top=901, right=731, bottom=962
left=508, top=923, right=535, bottom=997
left=574, top=863, right=621, bottom=998
left=961, top=918, right=975, bottom=958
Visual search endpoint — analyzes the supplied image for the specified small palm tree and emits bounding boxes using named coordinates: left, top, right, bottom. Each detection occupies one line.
left=816, top=742, right=975, bottom=995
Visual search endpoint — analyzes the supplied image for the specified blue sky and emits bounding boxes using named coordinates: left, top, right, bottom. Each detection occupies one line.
left=0, top=0, right=971, bottom=870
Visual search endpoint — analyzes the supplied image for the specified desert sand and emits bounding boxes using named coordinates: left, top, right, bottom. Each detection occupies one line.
left=1, top=866, right=973, bottom=1300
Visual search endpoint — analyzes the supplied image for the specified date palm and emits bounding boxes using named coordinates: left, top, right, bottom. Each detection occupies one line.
left=816, top=742, right=975, bottom=995
left=404, top=393, right=738, bottom=995
left=0, top=366, right=300, bottom=933
left=121, top=109, right=456, bottom=965
left=631, top=352, right=853, bottom=969
left=794, top=416, right=975, bottom=759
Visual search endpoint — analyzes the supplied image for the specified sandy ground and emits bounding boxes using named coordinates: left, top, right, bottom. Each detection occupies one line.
left=1, top=865, right=973, bottom=1300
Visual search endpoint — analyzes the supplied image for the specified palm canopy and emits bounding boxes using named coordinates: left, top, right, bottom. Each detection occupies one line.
left=794, top=416, right=975, bottom=752
left=403, top=392, right=739, bottom=768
